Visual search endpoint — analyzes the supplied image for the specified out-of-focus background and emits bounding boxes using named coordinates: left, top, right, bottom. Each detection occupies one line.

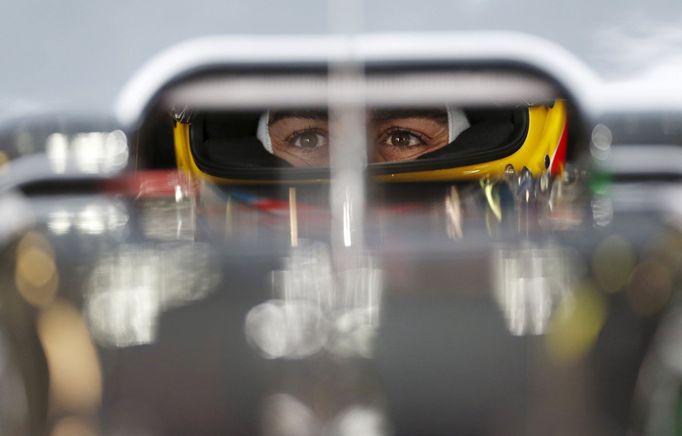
left=2, top=0, right=682, bottom=116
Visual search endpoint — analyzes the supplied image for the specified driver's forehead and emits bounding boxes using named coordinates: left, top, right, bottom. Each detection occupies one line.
left=268, top=108, right=448, bottom=124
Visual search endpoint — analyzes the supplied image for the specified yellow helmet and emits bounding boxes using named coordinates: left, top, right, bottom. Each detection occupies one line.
left=172, top=101, right=567, bottom=184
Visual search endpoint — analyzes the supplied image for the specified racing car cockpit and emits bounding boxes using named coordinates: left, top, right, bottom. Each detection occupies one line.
left=2, top=33, right=680, bottom=436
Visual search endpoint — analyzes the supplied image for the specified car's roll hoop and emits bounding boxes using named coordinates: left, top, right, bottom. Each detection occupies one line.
left=115, top=32, right=600, bottom=132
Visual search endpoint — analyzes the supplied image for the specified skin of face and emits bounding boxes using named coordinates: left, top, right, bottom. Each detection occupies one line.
left=268, top=112, right=330, bottom=167
left=267, top=109, right=450, bottom=167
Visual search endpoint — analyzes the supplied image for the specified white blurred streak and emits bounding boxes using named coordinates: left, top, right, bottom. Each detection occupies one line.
left=47, top=210, right=71, bottom=235
left=46, top=130, right=128, bottom=175
left=72, top=133, right=105, bottom=174
left=326, top=1, right=369, bottom=331
left=163, top=73, right=556, bottom=110
left=342, top=189, right=352, bottom=247
left=445, top=186, right=463, bottom=239
left=329, top=61, right=366, bottom=256
left=289, top=187, right=298, bottom=247
left=46, top=133, right=69, bottom=174
left=76, top=204, right=107, bottom=235
left=493, top=244, right=574, bottom=336
left=85, top=243, right=218, bottom=347
left=46, top=201, right=128, bottom=237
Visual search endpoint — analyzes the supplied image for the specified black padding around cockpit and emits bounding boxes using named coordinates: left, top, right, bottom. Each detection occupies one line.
left=418, top=109, right=524, bottom=161
left=204, top=138, right=289, bottom=168
left=192, top=112, right=290, bottom=168
left=190, top=108, right=527, bottom=172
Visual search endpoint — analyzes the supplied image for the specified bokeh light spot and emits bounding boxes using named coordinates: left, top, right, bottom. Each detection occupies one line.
left=627, top=258, right=672, bottom=316
left=37, top=300, right=102, bottom=414
left=51, top=416, right=97, bottom=436
left=592, top=235, right=636, bottom=293
left=546, top=284, right=606, bottom=365
left=14, top=231, right=58, bottom=307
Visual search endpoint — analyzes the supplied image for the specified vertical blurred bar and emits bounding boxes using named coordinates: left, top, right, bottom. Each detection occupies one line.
left=328, top=0, right=366, bottom=257
left=289, top=187, right=299, bottom=247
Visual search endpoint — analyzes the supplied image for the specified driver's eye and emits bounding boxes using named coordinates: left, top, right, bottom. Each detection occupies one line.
left=385, top=130, right=424, bottom=148
left=289, top=130, right=328, bottom=149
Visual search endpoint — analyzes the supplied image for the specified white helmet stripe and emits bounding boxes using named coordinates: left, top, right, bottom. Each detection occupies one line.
left=256, top=111, right=273, bottom=154
left=446, top=106, right=470, bottom=143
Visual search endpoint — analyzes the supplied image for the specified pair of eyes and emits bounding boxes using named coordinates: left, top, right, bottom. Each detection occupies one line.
left=287, top=128, right=426, bottom=151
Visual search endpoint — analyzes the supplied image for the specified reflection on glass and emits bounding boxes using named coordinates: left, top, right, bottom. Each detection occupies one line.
left=245, top=300, right=327, bottom=359
left=445, top=186, right=463, bottom=239
left=288, top=187, right=298, bottom=247
left=591, top=196, right=614, bottom=227
left=246, top=241, right=382, bottom=359
left=493, top=243, right=575, bottom=336
left=47, top=210, right=71, bottom=235
left=46, top=130, right=128, bottom=174
left=329, top=306, right=379, bottom=358
left=87, top=286, right=159, bottom=347
left=545, top=283, right=606, bottom=364
left=591, top=234, right=636, bottom=294
left=46, top=201, right=129, bottom=237
left=262, top=393, right=319, bottom=436
left=140, top=197, right=194, bottom=241
left=85, top=243, right=218, bottom=347
left=546, top=170, right=584, bottom=230
left=590, top=123, right=612, bottom=161
left=329, top=406, right=388, bottom=436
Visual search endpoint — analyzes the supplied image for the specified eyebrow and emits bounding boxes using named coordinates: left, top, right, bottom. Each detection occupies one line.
left=268, top=110, right=328, bottom=125
left=268, top=108, right=448, bottom=125
left=371, top=109, right=448, bottom=122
